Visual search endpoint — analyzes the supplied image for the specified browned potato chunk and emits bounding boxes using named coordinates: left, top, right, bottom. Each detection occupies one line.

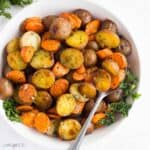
left=94, top=69, right=111, bottom=92
left=56, top=94, right=76, bottom=117
left=32, top=69, right=55, bottom=89
left=86, top=41, right=99, bottom=50
left=96, top=29, right=120, bottom=48
left=74, top=9, right=92, bottom=26
left=79, top=83, right=96, bottom=98
left=58, top=119, right=81, bottom=140
left=66, top=31, right=88, bottom=49
left=30, top=49, right=54, bottom=69
left=6, top=37, right=20, bottom=53
left=0, top=78, right=13, bottom=99
left=49, top=17, right=72, bottom=40
left=102, top=59, right=120, bottom=76
left=83, top=49, right=97, bottom=67
left=34, top=91, right=53, bottom=111
left=60, top=48, right=84, bottom=69
left=7, top=51, right=27, bottom=70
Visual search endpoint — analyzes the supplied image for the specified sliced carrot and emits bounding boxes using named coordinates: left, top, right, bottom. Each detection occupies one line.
left=50, top=79, right=69, bottom=97
left=16, top=105, right=33, bottom=112
left=88, top=34, right=96, bottom=41
left=85, top=20, right=100, bottom=35
left=21, top=111, right=36, bottom=128
left=92, top=113, right=106, bottom=124
left=76, top=64, right=86, bottom=74
left=47, top=114, right=61, bottom=119
left=41, top=40, right=61, bottom=52
left=47, top=107, right=57, bottom=114
left=96, top=48, right=113, bottom=60
left=34, top=112, right=50, bottom=133
left=111, top=52, right=128, bottom=69
left=72, top=72, right=86, bottom=81
left=21, top=46, right=35, bottom=63
left=72, top=101, right=85, bottom=115
left=42, top=32, right=51, bottom=41
left=6, top=70, right=26, bottom=83
left=60, top=12, right=81, bottom=29
left=52, top=62, right=69, bottom=78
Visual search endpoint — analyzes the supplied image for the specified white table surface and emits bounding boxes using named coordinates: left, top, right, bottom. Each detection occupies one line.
left=0, top=0, right=150, bottom=150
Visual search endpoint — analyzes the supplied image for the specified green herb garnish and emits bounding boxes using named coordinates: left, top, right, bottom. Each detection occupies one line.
left=3, top=98, right=21, bottom=122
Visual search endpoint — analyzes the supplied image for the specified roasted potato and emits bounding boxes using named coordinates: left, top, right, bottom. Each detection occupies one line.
left=42, top=15, right=57, bottom=30
left=83, top=49, right=97, bottom=67
left=49, top=17, right=72, bottom=40
left=30, top=49, right=54, bottom=69
left=7, top=51, right=27, bottom=70
left=0, top=78, right=13, bottom=99
left=74, top=9, right=92, bottom=26
left=86, top=41, right=99, bottom=51
left=79, top=83, right=97, bottom=98
left=72, top=100, right=85, bottom=115
left=94, top=69, right=111, bottom=92
left=117, top=37, right=132, bottom=56
left=6, top=37, right=20, bottom=53
left=102, top=59, right=120, bottom=76
left=70, top=83, right=88, bottom=102
left=60, top=48, right=84, bottom=69
left=32, top=69, right=55, bottom=89
left=101, top=19, right=118, bottom=33
left=58, top=119, right=81, bottom=140
left=34, top=91, right=53, bottom=111
left=96, top=29, right=120, bottom=48
left=66, top=31, right=88, bottom=49
left=20, top=31, right=41, bottom=51
left=56, top=94, right=76, bottom=116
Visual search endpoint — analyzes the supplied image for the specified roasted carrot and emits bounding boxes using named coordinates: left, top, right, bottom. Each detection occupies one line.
left=47, top=114, right=61, bottom=119
left=41, top=40, right=61, bottom=52
left=6, top=70, right=26, bottom=83
left=72, top=72, right=86, bottom=81
left=96, top=48, right=113, bottom=60
left=50, top=79, right=69, bottom=97
left=111, top=52, right=128, bottom=69
left=72, top=101, right=85, bottom=115
left=34, top=112, right=50, bottom=133
left=21, top=46, right=35, bottom=63
left=42, top=32, right=51, bottom=41
left=47, top=107, right=57, bottom=114
left=85, top=20, right=100, bottom=35
left=88, top=34, right=96, bottom=41
left=76, top=64, right=86, bottom=74
left=92, top=113, right=106, bottom=124
left=16, top=105, right=33, bottom=112
left=52, top=62, right=69, bottom=78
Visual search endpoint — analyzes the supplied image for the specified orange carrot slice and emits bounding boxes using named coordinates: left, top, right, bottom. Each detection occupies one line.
left=92, top=113, right=106, bottom=124
left=96, top=48, right=113, bottom=59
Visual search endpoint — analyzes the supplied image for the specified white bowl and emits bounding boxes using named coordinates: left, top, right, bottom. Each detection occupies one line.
left=0, top=0, right=140, bottom=149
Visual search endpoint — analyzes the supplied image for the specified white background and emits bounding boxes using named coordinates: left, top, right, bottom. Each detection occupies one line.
left=0, top=0, right=150, bottom=150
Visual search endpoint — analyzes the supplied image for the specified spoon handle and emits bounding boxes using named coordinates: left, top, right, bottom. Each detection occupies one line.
left=68, top=92, right=107, bottom=150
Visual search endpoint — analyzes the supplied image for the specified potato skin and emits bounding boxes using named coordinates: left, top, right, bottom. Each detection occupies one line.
left=49, top=17, right=72, bottom=40
left=30, top=49, right=54, bottom=69
left=0, top=78, right=13, bottom=99
left=58, top=119, right=81, bottom=140
left=86, top=41, right=99, bottom=51
left=7, top=51, right=27, bottom=70
left=32, top=69, right=55, bottom=89
left=83, top=49, right=97, bottom=67
left=60, top=48, right=84, bottom=69
left=74, top=9, right=92, bottom=26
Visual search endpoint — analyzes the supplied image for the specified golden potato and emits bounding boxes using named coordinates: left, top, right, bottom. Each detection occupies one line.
left=66, top=31, right=88, bottom=49
left=69, top=83, right=88, bottom=102
left=96, top=29, right=120, bottom=48
left=20, top=31, right=41, bottom=51
left=102, top=59, right=120, bottom=76
left=30, top=49, right=54, bottom=69
left=7, top=51, right=27, bottom=70
left=56, top=94, right=76, bottom=117
left=58, top=119, right=81, bottom=140
left=60, top=48, right=84, bottom=69
left=94, top=69, right=111, bottom=92
left=32, top=69, right=55, bottom=89
left=6, top=37, right=20, bottom=53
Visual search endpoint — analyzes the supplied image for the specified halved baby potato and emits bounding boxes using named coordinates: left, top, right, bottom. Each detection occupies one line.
left=32, top=69, right=55, bottom=89
left=7, top=51, right=27, bottom=70
left=30, top=49, right=54, bottom=69
left=58, top=119, right=81, bottom=140
left=56, top=94, right=76, bottom=117
left=60, top=48, right=83, bottom=69
left=66, top=31, right=88, bottom=49
left=20, top=31, right=41, bottom=51
left=96, top=29, right=120, bottom=48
